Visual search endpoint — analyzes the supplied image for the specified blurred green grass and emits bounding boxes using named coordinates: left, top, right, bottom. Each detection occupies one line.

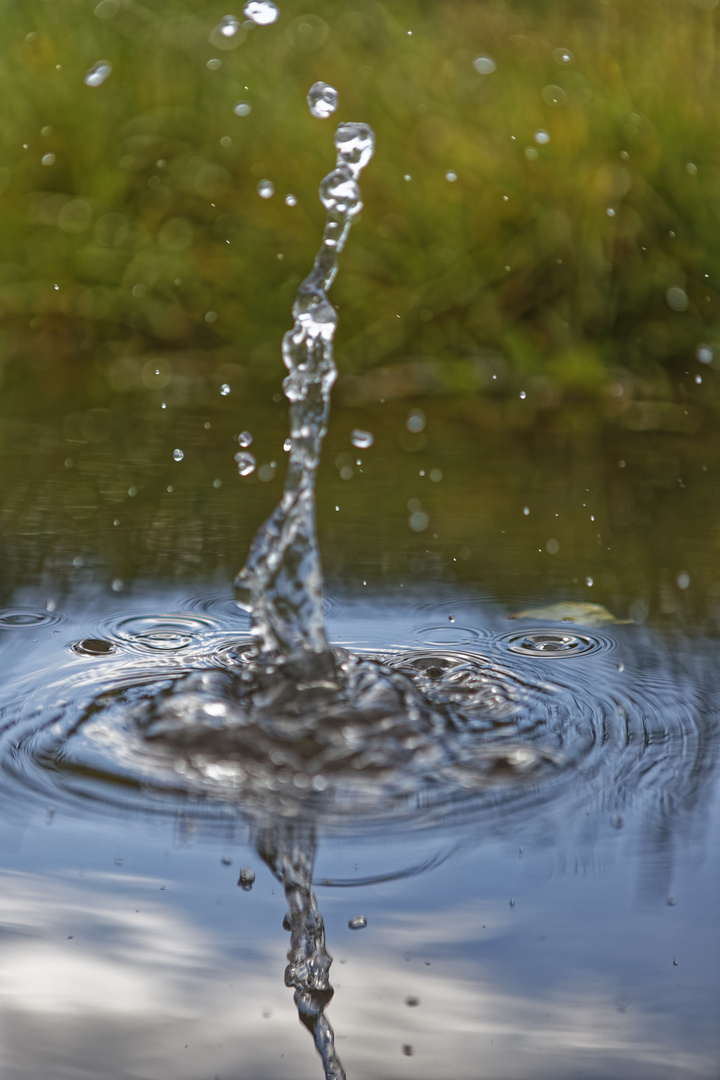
left=0, top=0, right=719, bottom=427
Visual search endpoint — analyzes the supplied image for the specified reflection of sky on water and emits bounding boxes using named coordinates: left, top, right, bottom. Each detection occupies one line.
left=1, top=779, right=718, bottom=1080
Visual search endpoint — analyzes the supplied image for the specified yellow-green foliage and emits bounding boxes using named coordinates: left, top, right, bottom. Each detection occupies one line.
left=0, top=0, right=718, bottom=414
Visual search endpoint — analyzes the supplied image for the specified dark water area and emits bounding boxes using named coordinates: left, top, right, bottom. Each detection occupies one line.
left=2, top=0, right=720, bottom=1077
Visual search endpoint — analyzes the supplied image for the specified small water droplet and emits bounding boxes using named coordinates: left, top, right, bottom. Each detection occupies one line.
left=207, top=58, right=222, bottom=70
left=519, top=390, right=527, bottom=399
left=524, top=147, right=539, bottom=161
left=534, top=129, right=550, bottom=144
left=686, top=162, right=698, bottom=176
left=445, top=170, right=457, bottom=182
left=350, top=428, right=374, bottom=449
left=84, top=60, right=112, bottom=87
left=546, top=538, right=560, bottom=555
left=41, top=153, right=56, bottom=166
left=205, top=310, right=217, bottom=323
left=695, top=374, right=702, bottom=384
left=221, top=856, right=232, bottom=866
left=257, top=179, right=274, bottom=199
left=523, top=506, right=530, bottom=515
left=348, top=915, right=367, bottom=930
left=238, top=431, right=253, bottom=447
left=542, top=84, right=568, bottom=106
left=696, top=344, right=713, bottom=364
left=509, top=898, right=515, bottom=907
left=238, top=867, right=256, bottom=890
left=173, top=448, right=184, bottom=462
left=667, top=895, right=677, bottom=907
left=220, top=14, right=239, bottom=36
left=406, top=408, right=425, bottom=433
left=233, top=101, right=252, bottom=116
left=666, top=287, right=688, bottom=312
left=552, top=47, right=574, bottom=64
left=617, top=662, right=625, bottom=672
left=473, top=55, right=496, bottom=74
left=448, top=614, right=455, bottom=623
left=220, top=383, right=231, bottom=396
left=586, top=576, right=593, bottom=586
left=307, top=81, right=338, bottom=119
left=111, top=578, right=124, bottom=592
left=672, top=958, right=679, bottom=966
left=404, top=173, right=412, bottom=181
left=243, top=0, right=279, bottom=25
left=402, top=1045, right=413, bottom=1057
left=676, top=572, right=690, bottom=590
left=285, top=193, right=297, bottom=206
left=235, top=451, right=256, bottom=476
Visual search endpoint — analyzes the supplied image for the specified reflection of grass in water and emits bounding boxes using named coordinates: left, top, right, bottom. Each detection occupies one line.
left=0, top=0, right=718, bottom=418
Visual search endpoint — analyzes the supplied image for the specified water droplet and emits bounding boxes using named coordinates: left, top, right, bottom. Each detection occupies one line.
left=523, top=506, right=530, bottom=515
left=257, top=179, right=274, bottom=199
left=243, top=0, right=279, bottom=25
left=405, top=996, right=420, bottom=1007
left=542, top=84, right=568, bottom=106
left=672, top=958, right=679, bottom=966
left=84, top=60, right=112, bottom=87
left=207, top=58, right=222, bottom=70
left=41, top=153, right=55, bottom=166
left=350, top=428, right=374, bottom=449
left=409, top=510, right=429, bottom=533
left=666, top=286, right=688, bottom=312
left=546, top=538, right=560, bottom=555
left=519, top=390, right=527, bottom=399
left=686, top=162, right=698, bottom=176
left=348, top=915, right=367, bottom=930
left=534, top=129, right=550, bottom=144
left=429, top=469, right=442, bottom=482
left=238, top=867, right=256, bottom=890
left=406, top=408, right=425, bottom=433
left=283, top=438, right=292, bottom=451
left=173, top=448, right=184, bottom=462
left=238, top=431, right=253, bottom=447
left=448, top=614, right=455, bottom=623
left=695, top=374, right=702, bottom=384
left=402, top=1045, right=413, bottom=1057
left=285, top=193, right=297, bottom=206
left=524, top=147, right=539, bottom=161
left=220, top=383, right=231, bottom=396
left=552, top=47, right=574, bottom=63
left=667, top=895, right=677, bottom=906
left=235, top=451, right=256, bottom=476
left=319, top=169, right=362, bottom=216
left=509, top=898, right=515, bottom=907
left=111, top=578, right=124, bottom=592
left=205, top=310, right=217, bottom=323
left=334, top=122, right=375, bottom=179
left=676, top=572, right=690, bottom=590
left=445, top=170, right=457, bottom=182
left=94, top=0, right=120, bottom=18
left=473, top=55, right=496, bottom=74
left=404, top=174, right=412, bottom=182
left=586, top=576, right=594, bottom=586
left=696, top=344, right=713, bottom=364
left=307, top=81, right=338, bottom=119
left=233, top=101, right=252, bottom=116
left=219, top=14, right=239, bottom=37
left=606, top=207, right=616, bottom=217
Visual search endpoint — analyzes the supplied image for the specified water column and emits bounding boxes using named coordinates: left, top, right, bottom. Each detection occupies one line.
left=234, top=123, right=375, bottom=676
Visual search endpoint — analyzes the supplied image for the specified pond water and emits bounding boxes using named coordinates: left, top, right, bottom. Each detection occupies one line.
left=2, top=0, right=720, bottom=1077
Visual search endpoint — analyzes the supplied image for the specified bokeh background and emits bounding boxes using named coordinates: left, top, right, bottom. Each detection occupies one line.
left=1, top=0, right=719, bottom=625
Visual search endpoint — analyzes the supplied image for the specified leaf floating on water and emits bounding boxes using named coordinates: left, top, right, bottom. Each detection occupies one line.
left=509, top=601, right=630, bottom=626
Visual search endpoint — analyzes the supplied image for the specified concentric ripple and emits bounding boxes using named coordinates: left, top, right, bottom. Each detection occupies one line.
left=0, top=626, right=711, bottom=842
left=496, top=629, right=611, bottom=658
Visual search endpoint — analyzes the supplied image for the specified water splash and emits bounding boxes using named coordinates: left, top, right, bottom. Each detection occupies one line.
left=234, top=122, right=375, bottom=672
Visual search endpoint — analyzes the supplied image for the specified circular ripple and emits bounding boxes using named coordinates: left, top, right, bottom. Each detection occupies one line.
left=110, top=613, right=223, bottom=653
left=496, top=629, right=611, bottom=658
left=411, top=625, right=484, bottom=647
left=0, top=607, right=62, bottom=629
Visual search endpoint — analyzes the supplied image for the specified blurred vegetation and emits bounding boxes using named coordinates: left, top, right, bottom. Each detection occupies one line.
left=0, top=0, right=719, bottom=427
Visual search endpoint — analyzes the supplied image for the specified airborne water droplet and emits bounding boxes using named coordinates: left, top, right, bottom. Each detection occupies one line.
left=552, top=47, right=574, bottom=64
left=243, top=0, right=279, bottom=25
left=84, top=61, right=112, bottom=87
left=233, top=101, right=252, bottom=117
left=235, top=451, right=256, bottom=476
left=220, top=383, right=231, bottom=396
left=238, top=867, right=256, bottom=890
left=173, top=448, right=184, bottom=462
left=257, top=179, right=274, bottom=199
left=285, top=194, right=297, bottom=206
left=348, top=915, right=367, bottom=930
left=534, top=129, right=550, bottom=145
left=473, top=55, right=496, bottom=74
left=307, top=81, right=338, bottom=119
left=350, top=428, right=374, bottom=449
left=238, top=431, right=253, bottom=447
left=219, top=14, right=239, bottom=36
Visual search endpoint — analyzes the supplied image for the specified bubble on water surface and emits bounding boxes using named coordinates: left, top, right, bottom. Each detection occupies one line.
left=84, top=61, right=112, bottom=87
left=307, top=82, right=338, bottom=119
left=257, top=179, right=274, bottom=199
left=348, top=915, right=367, bottom=930
left=473, top=56, right=496, bottom=74
left=235, top=451, right=256, bottom=476
left=172, top=448, right=184, bottom=462
left=243, top=0, right=279, bottom=25
left=350, top=429, right=373, bottom=449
